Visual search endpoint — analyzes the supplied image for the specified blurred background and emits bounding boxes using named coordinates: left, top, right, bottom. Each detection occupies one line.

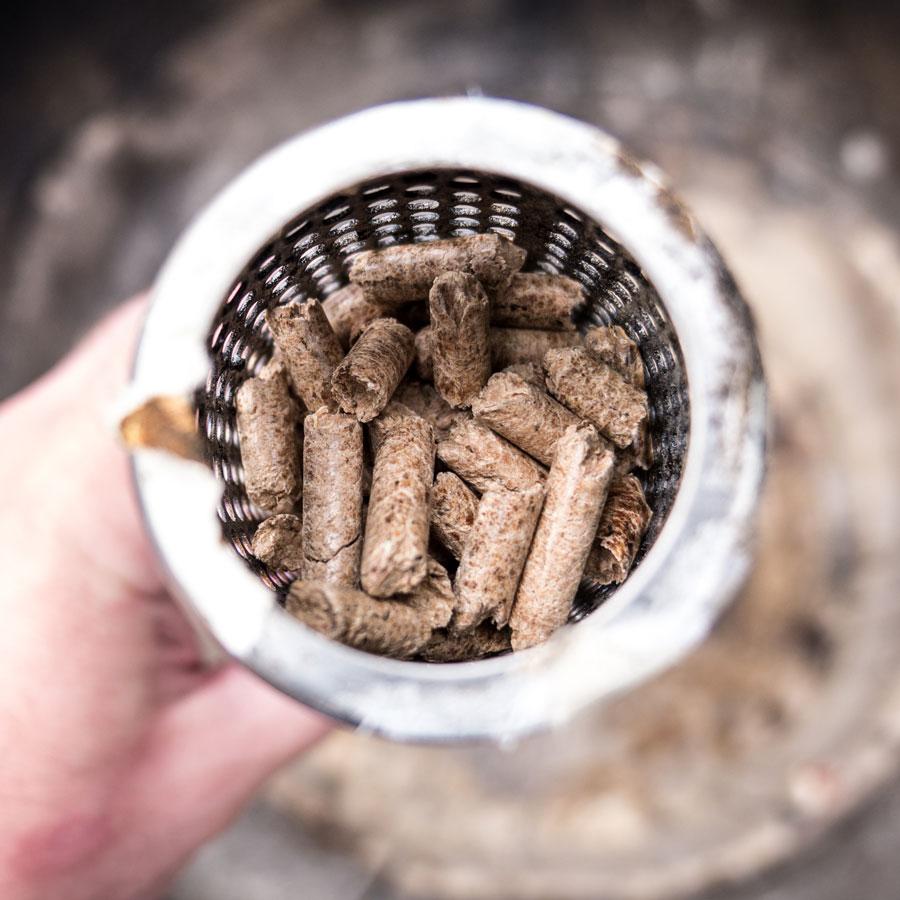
left=4, top=1, right=900, bottom=898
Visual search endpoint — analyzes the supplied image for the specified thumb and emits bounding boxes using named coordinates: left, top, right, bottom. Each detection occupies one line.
left=134, top=664, right=330, bottom=842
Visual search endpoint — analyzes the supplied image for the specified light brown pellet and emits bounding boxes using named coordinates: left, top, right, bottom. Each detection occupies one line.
left=322, top=283, right=386, bottom=349
left=416, top=326, right=582, bottom=376
left=413, top=326, right=434, bottom=380
left=543, top=347, right=649, bottom=451
left=490, top=327, right=582, bottom=370
left=251, top=514, right=304, bottom=571
left=452, top=484, right=545, bottom=633
left=367, top=401, right=417, bottom=453
left=361, top=416, right=435, bottom=596
left=331, top=317, right=415, bottom=422
left=403, top=558, right=456, bottom=631
left=235, top=359, right=302, bottom=514
left=492, top=272, right=583, bottom=330
left=266, top=300, right=344, bottom=410
left=301, top=409, right=364, bottom=586
left=471, top=371, right=581, bottom=466
left=348, top=234, right=526, bottom=306
left=583, top=325, right=645, bottom=388
left=420, top=624, right=512, bottom=663
left=584, top=474, right=652, bottom=584
left=509, top=423, right=615, bottom=650
left=394, top=380, right=468, bottom=441
left=285, top=580, right=434, bottom=659
left=429, top=271, right=492, bottom=408
left=502, top=361, right=545, bottom=388
left=430, top=472, right=479, bottom=560
left=437, top=418, right=545, bottom=494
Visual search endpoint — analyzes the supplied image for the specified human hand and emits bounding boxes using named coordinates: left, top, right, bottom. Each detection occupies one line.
left=0, top=299, right=329, bottom=900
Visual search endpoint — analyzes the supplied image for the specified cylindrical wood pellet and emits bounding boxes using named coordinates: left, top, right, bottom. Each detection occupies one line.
left=416, top=325, right=582, bottom=376
left=584, top=473, right=652, bottom=584
left=543, top=346, right=649, bottom=451
left=490, top=327, right=582, bottom=370
left=361, top=416, right=435, bottom=596
left=403, top=559, right=456, bottom=631
left=452, top=484, right=545, bottom=633
left=471, top=371, right=581, bottom=466
left=413, top=326, right=433, bottom=380
left=331, top=317, right=415, bottom=422
left=429, top=271, right=492, bottom=408
left=491, top=272, right=583, bottom=330
left=348, top=233, right=526, bottom=306
left=395, top=380, right=467, bottom=441
left=266, top=300, right=344, bottom=410
left=509, top=422, right=615, bottom=650
left=502, top=361, right=545, bottom=388
left=285, top=581, right=435, bottom=659
left=235, top=359, right=302, bottom=514
left=367, top=401, right=417, bottom=454
left=301, top=409, right=364, bottom=587
left=251, top=513, right=304, bottom=571
left=419, top=623, right=512, bottom=663
left=430, top=471, right=479, bottom=560
left=584, top=324, right=645, bottom=388
left=437, top=418, right=546, bottom=494
left=322, top=283, right=387, bottom=349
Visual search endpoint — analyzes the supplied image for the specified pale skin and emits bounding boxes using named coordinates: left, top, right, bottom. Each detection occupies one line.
left=0, top=299, right=330, bottom=900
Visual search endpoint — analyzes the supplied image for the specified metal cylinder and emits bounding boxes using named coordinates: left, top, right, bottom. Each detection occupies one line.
left=128, top=97, right=766, bottom=741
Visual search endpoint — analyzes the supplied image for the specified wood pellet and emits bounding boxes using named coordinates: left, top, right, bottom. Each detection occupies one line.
left=471, top=370, right=581, bottom=467
left=266, top=299, right=344, bottom=411
left=437, top=418, right=546, bottom=494
left=508, top=423, right=615, bottom=650
left=543, top=346, right=649, bottom=451
left=361, top=415, right=434, bottom=597
left=491, top=272, right=583, bottom=330
left=415, top=324, right=583, bottom=377
left=235, top=357, right=302, bottom=514
left=331, top=317, right=415, bottom=422
left=584, top=474, right=652, bottom=584
left=452, top=484, right=545, bottom=633
left=285, top=580, right=435, bottom=659
left=584, top=324, right=645, bottom=388
left=251, top=513, right=304, bottom=571
left=429, top=271, right=492, bottom=408
left=233, top=234, right=658, bottom=660
left=348, top=233, right=526, bottom=307
left=430, top=471, right=478, bottom=560
left=322, top=283, right=387, bottom=349
left=301, top=409, right=364, bottom=587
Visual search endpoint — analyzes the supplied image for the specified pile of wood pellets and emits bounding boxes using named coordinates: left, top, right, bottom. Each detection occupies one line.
left=235, top=233, right=652, bottom=662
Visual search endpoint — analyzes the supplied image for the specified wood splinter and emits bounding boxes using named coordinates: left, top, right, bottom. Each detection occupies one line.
left=584, top=474, right=652, bottom=584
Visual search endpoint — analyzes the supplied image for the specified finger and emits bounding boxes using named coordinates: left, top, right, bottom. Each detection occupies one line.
left=1, top=297, right=162, bottom=597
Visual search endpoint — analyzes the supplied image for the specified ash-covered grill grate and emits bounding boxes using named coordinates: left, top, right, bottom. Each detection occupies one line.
left=199, top=168, right=689, bottom=621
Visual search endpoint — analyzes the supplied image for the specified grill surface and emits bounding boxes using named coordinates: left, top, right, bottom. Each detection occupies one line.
left=200, top=168, right=689, bottom=622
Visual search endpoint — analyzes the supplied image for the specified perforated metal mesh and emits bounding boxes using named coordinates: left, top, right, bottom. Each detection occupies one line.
left=199, top=169, right=689, bottom=619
